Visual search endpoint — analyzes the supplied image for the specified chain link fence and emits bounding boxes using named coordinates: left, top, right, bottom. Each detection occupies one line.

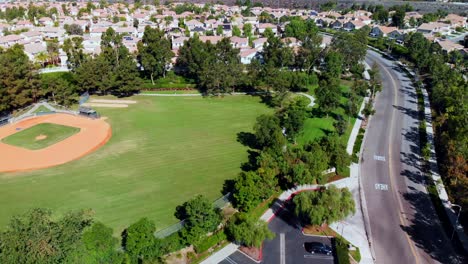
left=154, top=192, right=232, bottom=238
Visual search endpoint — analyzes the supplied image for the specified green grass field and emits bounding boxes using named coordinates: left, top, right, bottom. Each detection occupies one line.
left=1, top=123, right=80, bottom=150
left=298, top=83, right=359, bottom=145
left=0, top=95, right=271, bottom=234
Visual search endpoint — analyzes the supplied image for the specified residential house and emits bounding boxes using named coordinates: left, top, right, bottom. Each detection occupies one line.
left=240, top=48, right=258, bottom=64
left=172, top=36, right=189, bottom=49
left=0, top=34, right=25, bottom=48
left=252, top=37, right=267, bottom=50
left=230, top=36, right=249, bottom=49
left=23, top=42, right=47, bottom=61
left=370, top=26, right=398, bottom=38
left=257, top=23, right=277, bottom=36
left=387, top=29, right=405, bottom=43
left=436, top=39, right=464, bottom=53
left=343, top=20, right=365, bottom=31
left=417, top=22, right=452, bottom=35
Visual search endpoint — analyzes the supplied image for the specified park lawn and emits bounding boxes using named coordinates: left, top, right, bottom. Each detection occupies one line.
left=298, top=82, right=359, bottom=146
left=1, top=123, right=80, bottom=150
left=0, top=95, right=271, bottom=234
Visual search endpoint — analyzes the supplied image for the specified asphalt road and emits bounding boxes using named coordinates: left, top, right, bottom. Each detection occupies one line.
left=361, top=50, right=461, bottom=264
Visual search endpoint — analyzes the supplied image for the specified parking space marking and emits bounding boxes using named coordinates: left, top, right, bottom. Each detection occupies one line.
left=304, top=254, right=333, bottom=259
left=375, top=183, right=389, bottom=191
left=225, top=256, right=237, bottom=264
left=280, top=233, right=285, bottom=264
left=374, top=155, right=386, bottom=161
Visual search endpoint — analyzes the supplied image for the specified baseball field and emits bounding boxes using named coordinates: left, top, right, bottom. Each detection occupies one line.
left=0, top=95, right=271, bottom=233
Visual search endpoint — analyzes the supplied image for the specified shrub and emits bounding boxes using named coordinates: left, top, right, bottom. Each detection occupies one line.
left=334, top=236, right=350, bottom=264
left=193, top=230, right=227, bottom=253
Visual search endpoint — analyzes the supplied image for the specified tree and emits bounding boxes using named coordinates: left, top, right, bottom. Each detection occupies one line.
left=372, top=5, right=388, bottom=24
left=176, top=35, right=211, bottom=81
left=226, top=214, right=275, bottom=248
left=64, top=23, right=84, bottom=35
left=392, top=7, right=406, bottom=28
left=330, top=28, right=368, bottom=70
left=232, top=25, right=241, bottom=37
left=175, top=195, right=221, bottom=245
left=198, top=38, right=242, bottom=94
left=278, top=98, right=308, bottom=143
left=233, top=171, right=272, bottom=212
left=293, top=186, right=355, bottom=226
left=41, top=73, right=76, bottom=106
left=133, top=18, right=139, bottom=28
left=0, top=44, right=40, bottom=112
left=315, top=79, right=341, bottom=115
left=243, top=23, right=252, bottom=38
left=122, top=218, right=160, bottom=262
left=46, top=40, right=60, bottom=65
left=63, top=37, right=86, bottom=71
left=137, top=26, right=174, bottom=84
left=77, top=222, right=123, bottom=263
left=321, top=134, right=351, bottom=175
left=323, top=51, right=343, bottom=80
left=253, top=114, right=285, bottom=150
left=296, top=29, right=322, bottom=73
left=216, top=25, right=223, bottom=36
left=0, top=208, right=93, bottom=264
left=334, top=116, right=347, bottom=136
left=263, top=36, right=294, bottom=68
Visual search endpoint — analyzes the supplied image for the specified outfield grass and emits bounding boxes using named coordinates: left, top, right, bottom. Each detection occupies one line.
left=0, top=95, right=271, bottom=234
left=1, top=123, right=80, bottom=150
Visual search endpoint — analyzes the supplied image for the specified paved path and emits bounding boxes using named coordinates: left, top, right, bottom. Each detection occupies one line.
left=297, top=92, right=315, bottom=107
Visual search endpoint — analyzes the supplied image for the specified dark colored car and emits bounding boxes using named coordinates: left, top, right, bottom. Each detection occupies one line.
left=304, top=242, right=332, bottom=255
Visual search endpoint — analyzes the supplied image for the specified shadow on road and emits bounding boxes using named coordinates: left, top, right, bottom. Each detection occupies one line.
left=393, top=104, right=420, bottom=120
left=400, top=190, right=462, bottom=264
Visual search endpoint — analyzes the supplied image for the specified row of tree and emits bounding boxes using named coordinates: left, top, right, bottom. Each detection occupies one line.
left=403, top=32, right=468, bottom=228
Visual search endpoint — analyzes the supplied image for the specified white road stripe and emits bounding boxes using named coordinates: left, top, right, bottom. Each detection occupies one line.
left=225, top=256, right=237, bottom=264
left=280, top=233, right=285, bottom=264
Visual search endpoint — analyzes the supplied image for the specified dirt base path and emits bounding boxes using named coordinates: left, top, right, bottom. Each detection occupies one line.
left=0, top=114, right=111, bottom=173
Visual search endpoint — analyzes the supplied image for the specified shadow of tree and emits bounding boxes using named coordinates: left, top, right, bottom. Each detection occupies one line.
left=400, top=190, right=464, bottom=264
left=237, top=131, right=258, bottom=149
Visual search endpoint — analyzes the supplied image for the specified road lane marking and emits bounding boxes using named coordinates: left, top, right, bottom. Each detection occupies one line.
left=375, top=183, right=389, bottom=191
left=225, top=256, right=237, bottom=264
left=373, top=155, right=386, bottom=161
left=280, top=233, right=285, bottom=264
left=381, top=63, right=421, bottom=264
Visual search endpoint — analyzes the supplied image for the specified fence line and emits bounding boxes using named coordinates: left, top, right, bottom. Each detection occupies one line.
left=154, top=192, right=232, bottom=239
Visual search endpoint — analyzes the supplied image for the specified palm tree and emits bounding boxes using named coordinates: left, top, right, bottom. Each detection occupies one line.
left=35, top=52, right=48, bottom=68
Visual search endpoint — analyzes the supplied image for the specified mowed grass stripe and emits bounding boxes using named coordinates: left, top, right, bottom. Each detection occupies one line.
left=0, top=95, right=271, bottom=233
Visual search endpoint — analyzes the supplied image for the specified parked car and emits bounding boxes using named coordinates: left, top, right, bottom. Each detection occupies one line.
left=304, top=242, right=332, bottom=255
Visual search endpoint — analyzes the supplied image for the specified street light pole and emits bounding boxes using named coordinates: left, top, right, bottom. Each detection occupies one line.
left=451, top=204, right=462, bottom=241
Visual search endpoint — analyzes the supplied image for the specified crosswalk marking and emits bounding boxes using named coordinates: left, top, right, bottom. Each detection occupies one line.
left=225, top=256, right=237, bottom=264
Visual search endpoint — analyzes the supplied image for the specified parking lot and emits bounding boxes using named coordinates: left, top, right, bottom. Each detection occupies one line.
left=220, top=209, right=335, bottom=264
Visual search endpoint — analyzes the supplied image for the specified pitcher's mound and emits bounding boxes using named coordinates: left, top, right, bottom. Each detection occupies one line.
left=35, top=134, right=47, bottom=141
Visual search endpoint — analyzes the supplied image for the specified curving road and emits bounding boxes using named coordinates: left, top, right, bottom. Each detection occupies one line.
left=360, top=50, right=461, bottom=264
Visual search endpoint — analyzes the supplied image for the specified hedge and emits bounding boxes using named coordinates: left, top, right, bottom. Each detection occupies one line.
left=194, top=230, right=227, bottom=254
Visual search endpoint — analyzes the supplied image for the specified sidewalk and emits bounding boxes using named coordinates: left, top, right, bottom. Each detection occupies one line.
left=329, top=164, right=374, bottom=264
left=200, top=243, right=239, bottom=264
